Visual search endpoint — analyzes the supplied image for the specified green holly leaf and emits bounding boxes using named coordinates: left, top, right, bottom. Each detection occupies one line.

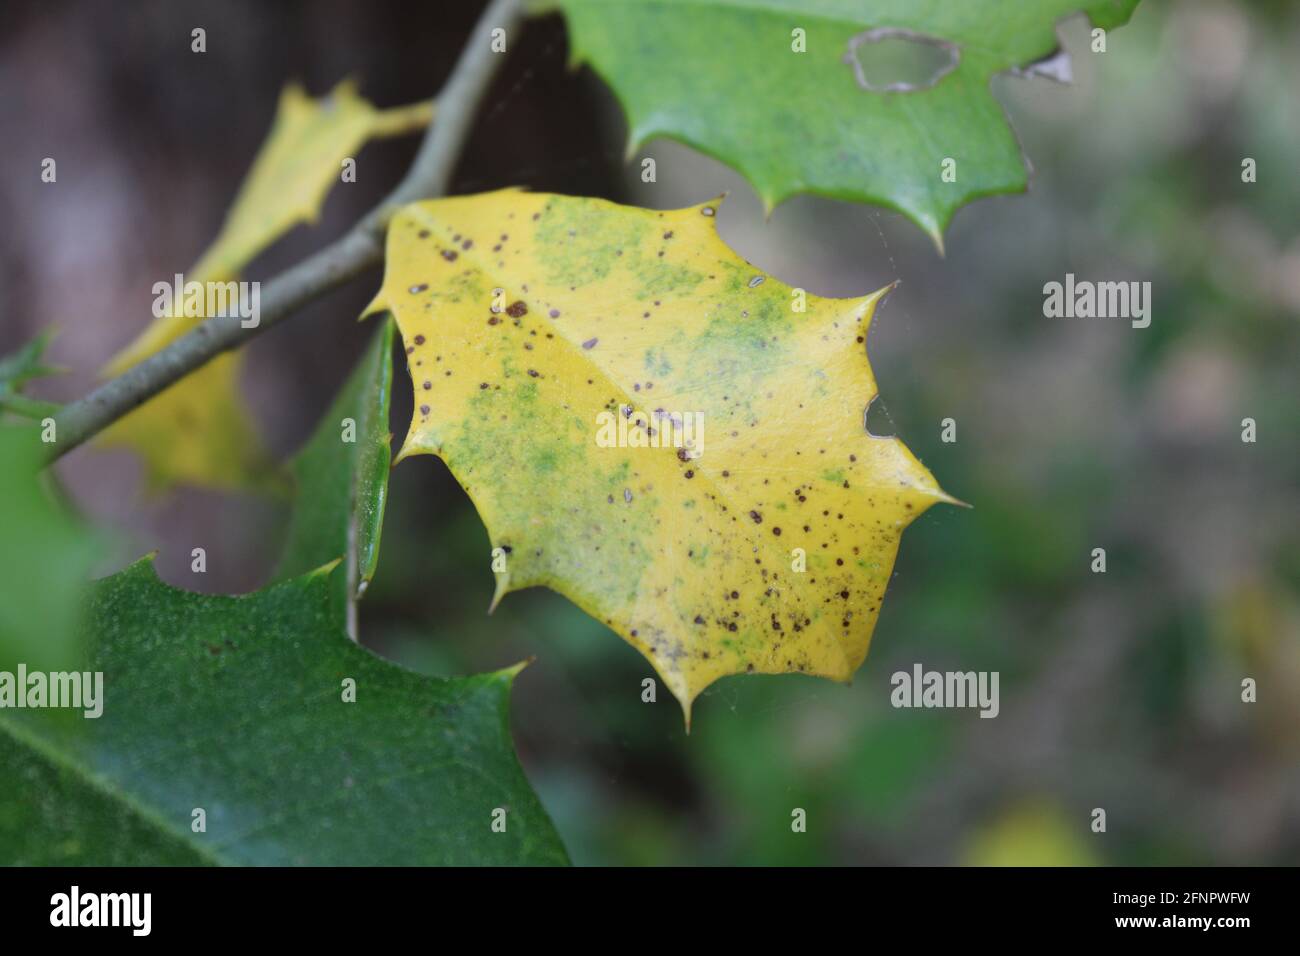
left=0, top=425, right=102, bottom=675
left=551, top=0, right=1140, bottom=248
left=0, top=560, right=569, bottom=865
left=275, top=319, right=395, bottom=638
left=0, top=330, right=63, bottom=421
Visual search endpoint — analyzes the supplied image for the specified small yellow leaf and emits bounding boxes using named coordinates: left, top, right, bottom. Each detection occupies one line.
left=369, top=189, right=955, bottom=722
left=97, top=264, right=275, bottom=494
left=98, top=80, right=432, bottom=491
left=190, top=79, right=431, bottom=280
left=100, top=352, right=271, bottom=492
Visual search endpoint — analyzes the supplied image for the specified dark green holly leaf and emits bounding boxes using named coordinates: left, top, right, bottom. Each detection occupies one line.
left=553, top=0, right=1141, bottom=247
left=0, top=559, right=569, bottom=865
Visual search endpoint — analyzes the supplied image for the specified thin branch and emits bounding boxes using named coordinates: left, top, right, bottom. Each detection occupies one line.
left=46, top=0, right=523, bottom=464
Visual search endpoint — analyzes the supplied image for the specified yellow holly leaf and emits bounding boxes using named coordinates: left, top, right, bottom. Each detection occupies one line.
left=98, top=80, right=432, bottom=491
left=367, top=189, right=955, bottom=722
left=99, top=351, right=272, bottom=492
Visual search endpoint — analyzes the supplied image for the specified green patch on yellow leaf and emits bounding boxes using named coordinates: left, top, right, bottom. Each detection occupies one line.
left=367, top=189, right=955, bottom=722
left=98, top=80, right=431, bottom=492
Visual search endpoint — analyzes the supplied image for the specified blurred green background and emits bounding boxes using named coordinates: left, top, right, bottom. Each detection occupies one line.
left=3, top=0, right=1297, bottom=864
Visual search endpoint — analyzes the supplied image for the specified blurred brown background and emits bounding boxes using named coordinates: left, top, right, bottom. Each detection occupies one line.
left=2, top=0, right=1297, bottom=864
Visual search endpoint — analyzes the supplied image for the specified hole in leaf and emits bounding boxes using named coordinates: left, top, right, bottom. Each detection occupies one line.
left=844, top=28, right=960, bottom=93
left=863, top=395, right=896, bottom=438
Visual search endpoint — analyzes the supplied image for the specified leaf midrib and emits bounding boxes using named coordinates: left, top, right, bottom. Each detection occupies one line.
left=0, top=713, right=224, bottom=865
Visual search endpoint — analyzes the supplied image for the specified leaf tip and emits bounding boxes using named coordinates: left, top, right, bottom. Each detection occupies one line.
left=498, top=656, right=535, bottom=682
left=31, top=325, right=61, bottom=351
left=934, top=487, right=972, bottom=509
left=929, top=228, right=947, bottom=258
left=360, top=293, right=389, bottom=324
left=622, top=131, right=641, bottom=165
left=392, top=434, right=425, bottom=467
left=309, top=557, right=344, bottom=579
left=112, top=550, right=162, bottom=588
left=487, top=573, right=510, bottom=615
left=902, top=473, right=966, bottom=517
left=859, top=279, right=901, bottom=335
left=666, top=677, right=696, bottom=732
left=689, top=192, right=730, bottom=228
